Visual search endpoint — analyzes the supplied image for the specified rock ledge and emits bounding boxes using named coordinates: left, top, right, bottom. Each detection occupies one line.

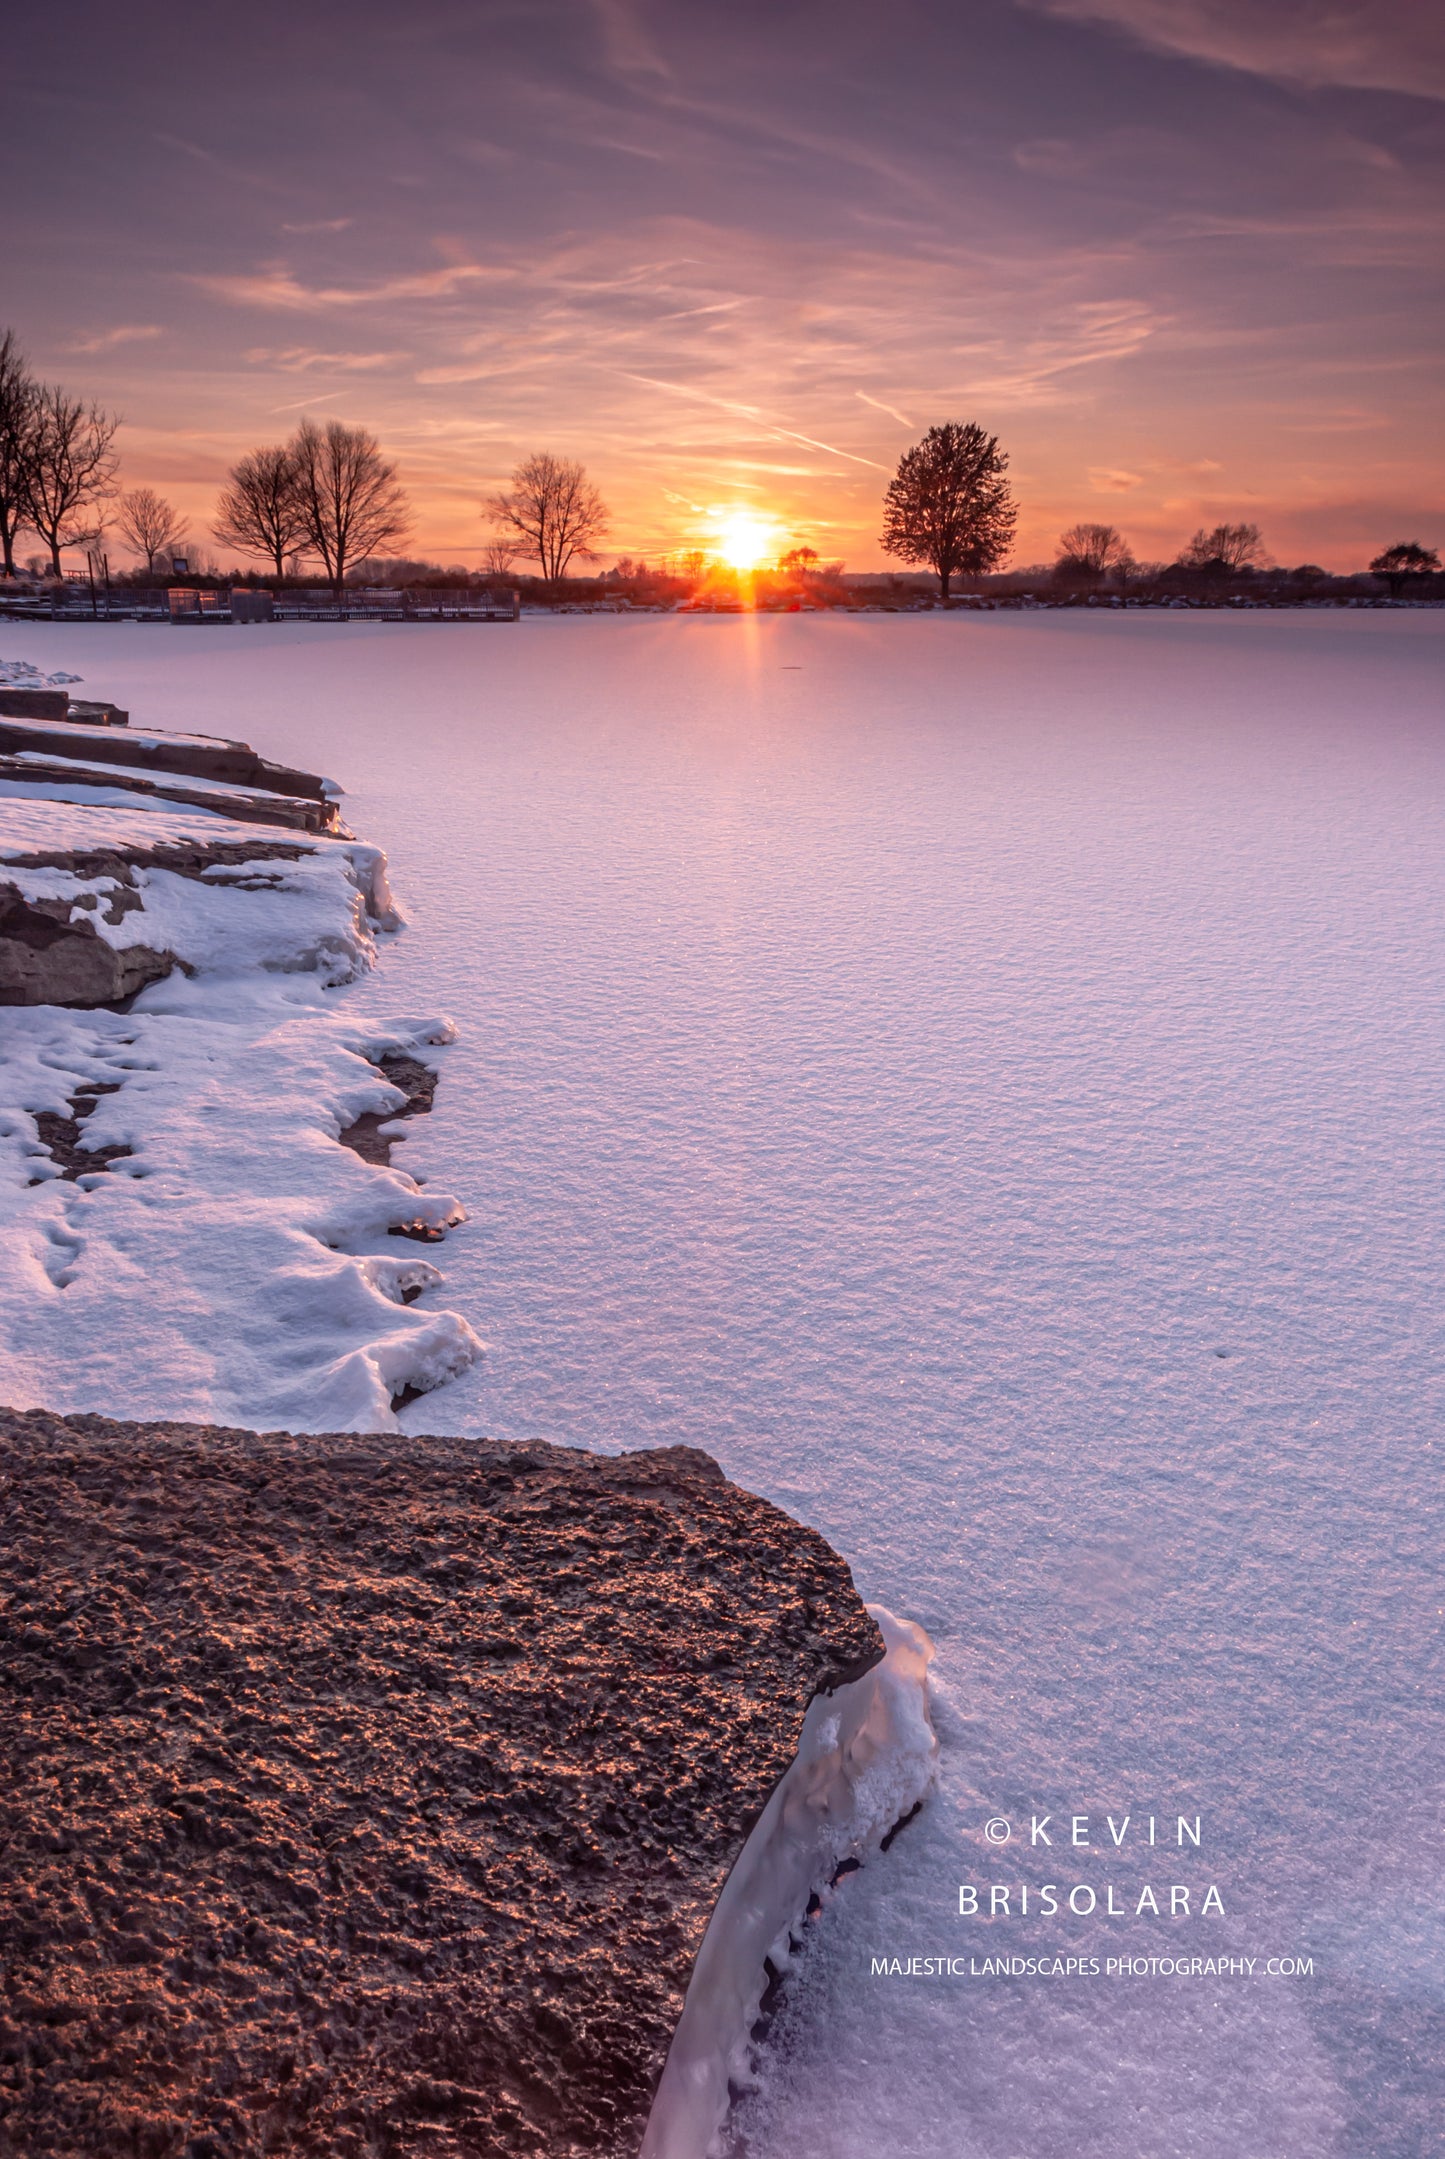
left=0, top=1408, right=882, bottom=2159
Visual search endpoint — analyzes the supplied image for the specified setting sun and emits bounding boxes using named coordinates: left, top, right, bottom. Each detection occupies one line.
left=716, top=512, right=776, bottom=571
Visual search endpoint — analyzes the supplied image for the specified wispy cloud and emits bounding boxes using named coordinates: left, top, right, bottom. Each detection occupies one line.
left=1021, top=1, right=1445, bottom=102
left=619, top=371, right=892, bottom=470
left=588, top=136, right=668, bottom=162
left=589, top=0, right=673, bottom=82
left=154, top=132, right=289, bottom=192
left=243, top=346, right=407, bottom=371
left=67, top=324, right=162, bottom=353
left=1089, top=467, right=1143, bottom=491
left=856, top=390, right=915, bottom=428
left=194, top=262, right=511, bottom=310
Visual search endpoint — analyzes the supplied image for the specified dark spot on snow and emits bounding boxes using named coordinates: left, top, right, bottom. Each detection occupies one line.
left=338, top=1052, right=439, bottom=1167
left=390, top=1382, right=428, bottom=1411
left=387, top=1218, right=448, bottom=1244
left=880, top=1797, right=924, bottom=1852
left=31, top=1083, right=132, bottom=1183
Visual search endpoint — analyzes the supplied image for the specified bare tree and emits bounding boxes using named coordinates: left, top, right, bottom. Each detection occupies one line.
left=1179, top=522, right=1267, bottom=573
left=1370, top=541, right=1439, bottom=596
left=482, top=537, right=519, bottom=577
left=19, top=384, right=120, bottom=577
left=289, top=419, right=411, bottom=601
left=779, top=544, right=820, bottom=579
left=1055, top=521, right=1133, bottom=584
left=486, top=453, right=609, bottom=583
left=881, top=422, right=1017, bottom=599
left=117, top=486, right=184, bottom=574
left=0, top=329, right=37, bottom=578
left=213, top=444, right=309, bottom=579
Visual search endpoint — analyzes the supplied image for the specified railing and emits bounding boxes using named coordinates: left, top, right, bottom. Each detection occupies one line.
left=0, top=585, right=522, bottom=624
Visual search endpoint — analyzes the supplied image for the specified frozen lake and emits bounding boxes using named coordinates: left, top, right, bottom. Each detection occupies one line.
left=7, top=612, right=1443, bottom=2154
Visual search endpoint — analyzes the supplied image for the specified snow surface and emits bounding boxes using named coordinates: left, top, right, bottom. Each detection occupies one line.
left=0, top=793, right=340, bottom=856
left=0, top=656, right=81, bottom=686
left=3, top=616, right=1442, bottom=2155
left=1, top=769, right=479, bottom=1434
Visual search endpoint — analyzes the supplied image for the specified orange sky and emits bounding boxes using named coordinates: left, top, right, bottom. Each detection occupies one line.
left=6, top=1, right=1442, bottom=574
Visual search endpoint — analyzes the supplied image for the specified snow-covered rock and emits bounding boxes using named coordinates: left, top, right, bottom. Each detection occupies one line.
left=0, top=711, right=479, bottom=1433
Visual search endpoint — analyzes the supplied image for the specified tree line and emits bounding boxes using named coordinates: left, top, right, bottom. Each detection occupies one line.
left=0, top=327, right=1436, bottom=598
left=0, top=327, right=615, bottom=598
left=874, top=422, right=1438, bottom=599
left=0, top=331, right=408, bottom=595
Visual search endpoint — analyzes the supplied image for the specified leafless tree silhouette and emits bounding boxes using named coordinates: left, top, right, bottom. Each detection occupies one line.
left=117, top=486, right=185, bottom=574
left=1179, top=522, right=1267, bottom=573
left=214, top=444, right=310, bottom=578
left=0, top=329, right=37, bottom=578
left=19, top=384, right=119, bottom=576
left=290, top=420, right=411, bottom=601
left=1055, top=522, right=1133, bottom=583
left=1370, top=541, right=1439, bottom=595
left=487, top=453, right=609, bottom=583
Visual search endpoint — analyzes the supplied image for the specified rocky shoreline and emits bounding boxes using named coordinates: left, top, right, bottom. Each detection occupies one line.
left=0, top=1407, right=886, bottom=2159
left=0, top=691, right=364, bottom=1007
left=0, top=679, right=934, bottom=2154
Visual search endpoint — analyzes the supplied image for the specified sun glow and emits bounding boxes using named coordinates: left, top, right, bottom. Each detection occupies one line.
left=716, top=512, right=776, bottom=571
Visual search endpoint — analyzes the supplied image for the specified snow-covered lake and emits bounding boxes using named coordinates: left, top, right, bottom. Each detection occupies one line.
left=6, top=613, right=1442, bottom=2155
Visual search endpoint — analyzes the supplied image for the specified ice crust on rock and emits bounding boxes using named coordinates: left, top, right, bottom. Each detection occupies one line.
left=642, top=1606, right=937, bottom=2159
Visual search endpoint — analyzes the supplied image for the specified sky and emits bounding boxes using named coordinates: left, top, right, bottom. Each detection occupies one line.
left=3, top=0, right=1442, bottom=572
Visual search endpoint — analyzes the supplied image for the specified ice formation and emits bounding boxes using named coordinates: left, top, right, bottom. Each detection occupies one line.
left=642, top=1608, right=937, bottom=2159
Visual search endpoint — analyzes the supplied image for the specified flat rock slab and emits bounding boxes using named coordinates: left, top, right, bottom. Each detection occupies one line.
left=0, top=717, right=332, bottom=803
left=0, top=1409, right=882, bottom=2159
left=0, top=755, right=339, bottom=834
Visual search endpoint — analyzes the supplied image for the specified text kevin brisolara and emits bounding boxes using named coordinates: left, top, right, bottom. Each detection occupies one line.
left=960, top=1811, right=1225, bottom=1919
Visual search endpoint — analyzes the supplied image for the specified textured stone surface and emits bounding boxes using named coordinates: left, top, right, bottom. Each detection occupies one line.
left=0, top=1408, right=882, bottom=2159
left=0, top=880, right=174, bottom=1005
left=0, top=690, right=72, bottom=722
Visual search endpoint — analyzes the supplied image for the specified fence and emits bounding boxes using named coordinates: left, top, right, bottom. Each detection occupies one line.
left=0, top=586, right=520, bottom=625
